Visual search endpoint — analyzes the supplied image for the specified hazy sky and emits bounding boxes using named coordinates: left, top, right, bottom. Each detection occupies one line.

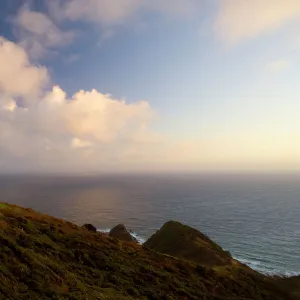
left=0, top=0, right=299, bottom=173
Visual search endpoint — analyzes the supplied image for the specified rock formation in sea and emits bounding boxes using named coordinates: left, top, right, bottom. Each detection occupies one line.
left=109, top=224, right=138, bottom=243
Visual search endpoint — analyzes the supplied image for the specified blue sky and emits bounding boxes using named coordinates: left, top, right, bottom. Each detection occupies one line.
left=0, top=0, right=299, bottom=173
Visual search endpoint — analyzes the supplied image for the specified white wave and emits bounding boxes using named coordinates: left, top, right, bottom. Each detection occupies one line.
left=236, top=257, right=261, bottom=267
left=130, top=231, right=146, bottom=244
left=97, top=228, right=110, bottom=234
left=234, top=256, right=300, bottom=277
left=97, top=228, right=146, bottom=244
left=282, top=271, right=300, bottom=277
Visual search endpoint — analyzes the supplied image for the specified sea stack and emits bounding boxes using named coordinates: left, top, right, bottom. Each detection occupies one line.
left=109, top=224, right=138, bottom=243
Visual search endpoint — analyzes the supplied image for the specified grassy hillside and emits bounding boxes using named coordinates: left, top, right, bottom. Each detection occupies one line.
left=144, top=221, right=233, bottom=267
left=0, top=202, right=297, bottom=300
left=276, top=276, right=300, bottom=299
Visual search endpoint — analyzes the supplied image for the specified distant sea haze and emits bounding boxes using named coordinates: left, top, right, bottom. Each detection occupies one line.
left=0, top=173, right=299, bottom=276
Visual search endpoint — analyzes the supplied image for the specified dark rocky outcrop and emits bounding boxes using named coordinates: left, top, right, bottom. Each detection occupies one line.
left=82, top=223, right=97, bottom=232
left=144, top=220, right=233, bottom=267
left=109, top=224, right=137, bottom=243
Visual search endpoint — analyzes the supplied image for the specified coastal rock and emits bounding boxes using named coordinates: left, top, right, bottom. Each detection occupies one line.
left=109, top=224, right=137, bottom=243
left=144, top=220, right=233, bottom=267
left=82, top=223, right=97, bottom=232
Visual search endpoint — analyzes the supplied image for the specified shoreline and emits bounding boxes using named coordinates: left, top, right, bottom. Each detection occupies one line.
left=97, top=227, right=299, bottom=278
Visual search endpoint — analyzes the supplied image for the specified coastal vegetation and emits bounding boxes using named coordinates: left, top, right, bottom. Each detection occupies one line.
left=144, top=221, right=233, bottom=267
left=0, top=202, right=298, bottom=299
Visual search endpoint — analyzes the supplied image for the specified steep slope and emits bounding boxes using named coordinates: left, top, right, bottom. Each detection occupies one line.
left=276, top=276, right=300, bottom=299
left=144, top=221, right=233, bottom=267
left=0, top=203, right=296, bottom=300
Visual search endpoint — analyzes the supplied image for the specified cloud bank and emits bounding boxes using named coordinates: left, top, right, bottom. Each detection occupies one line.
left=0, top=37, right=160, bottom=173
left=1, top=1, right=300, bottom=173
left=0, top=35, right=299, bottom=173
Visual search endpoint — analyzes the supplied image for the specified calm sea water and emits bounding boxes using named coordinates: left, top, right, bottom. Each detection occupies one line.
left=0, top=173, right=299, bottom=276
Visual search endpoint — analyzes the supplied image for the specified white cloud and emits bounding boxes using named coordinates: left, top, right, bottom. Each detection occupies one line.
left=215, top=0, right=300, bottom=45
left=62, top=0, right=140, bottom=25
left=11, top=1, right=199, bottom=59
left=0, top=37, right=48, bottom=98
left=48, top=0, right=198, bottom=26
left=71, top=138, right=92, bottom=149
left=45, top=0, right=300, bottom=49
left=266, top=59, right=290, bottom=73
left=1, top=97, right=17, bottom=112
left=47, top=87, right=156, bottom=143
left=14, top=7, right=75, bottom=59
left=0, top=37, right=161, bottom=173
left=145, top=0, right=197, bottom=18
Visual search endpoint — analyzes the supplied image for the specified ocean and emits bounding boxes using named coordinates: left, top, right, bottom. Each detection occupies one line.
left=0, top=173, right=299, bottom=276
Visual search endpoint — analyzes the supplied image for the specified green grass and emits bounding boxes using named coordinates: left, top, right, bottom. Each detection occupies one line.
left=144, top=220, right=233, bottom=267
left=0, top=203, right=8, bottom=210
left=0, top=203, right=298, bottom=300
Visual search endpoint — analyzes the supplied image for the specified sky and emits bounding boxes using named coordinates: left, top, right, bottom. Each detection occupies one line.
left=0, top=0, right=299, bottom=174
